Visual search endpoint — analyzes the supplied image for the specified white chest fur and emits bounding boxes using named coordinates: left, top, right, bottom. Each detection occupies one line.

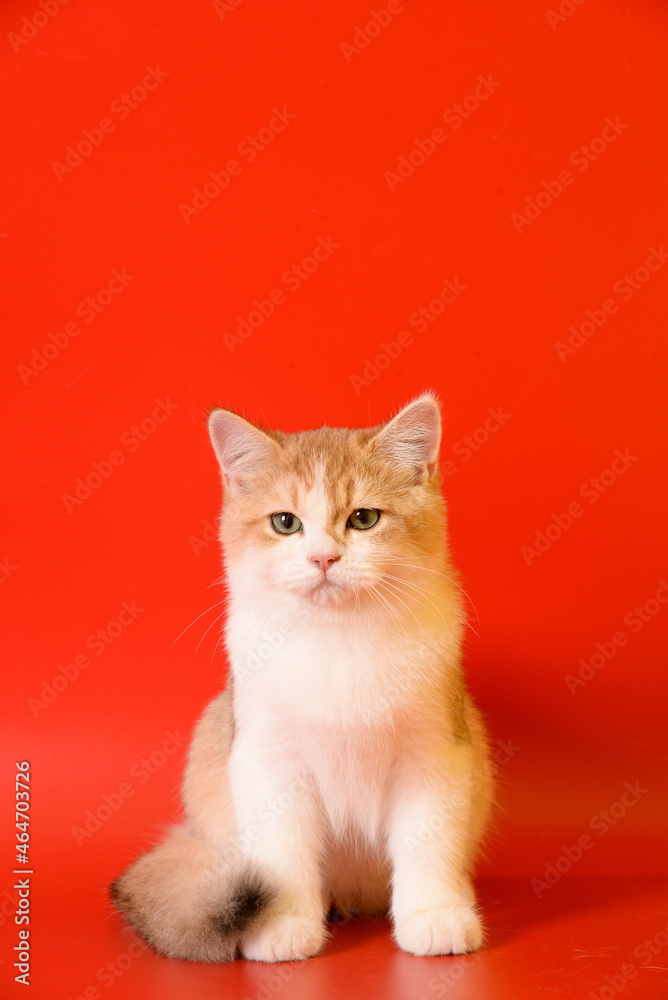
left=226, top=591, right=454, bottom=843
left=227, top=590, right=448, bottom=725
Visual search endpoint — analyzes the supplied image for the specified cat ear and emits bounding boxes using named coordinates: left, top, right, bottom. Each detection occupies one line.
left=372, top=393, right=441, bottom=482
left=208, top=409, right=281, bottom=493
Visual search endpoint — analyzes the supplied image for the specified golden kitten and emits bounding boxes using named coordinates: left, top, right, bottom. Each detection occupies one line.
left=111, top=393, right=493, bottom=962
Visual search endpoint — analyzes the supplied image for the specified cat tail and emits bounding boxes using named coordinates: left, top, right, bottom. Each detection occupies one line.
left=110, top=824, right=275, bottom=962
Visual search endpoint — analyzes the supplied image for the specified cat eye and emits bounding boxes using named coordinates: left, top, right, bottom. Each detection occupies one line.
left=270, top=512, right=302, bottom=535
left=347, top=508, right=381, bottom=530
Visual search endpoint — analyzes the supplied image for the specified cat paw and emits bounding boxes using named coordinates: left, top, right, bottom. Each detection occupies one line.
left=393, top=904, right=484, bottom=956
left=241, top=914, right=326, bottom=962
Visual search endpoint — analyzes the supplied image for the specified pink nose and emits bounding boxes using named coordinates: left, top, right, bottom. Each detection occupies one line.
left=310, top=553, right=340, bottom=573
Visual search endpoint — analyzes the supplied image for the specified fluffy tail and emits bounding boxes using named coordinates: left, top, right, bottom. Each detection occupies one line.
left=110, top=825, right=275, bottom=962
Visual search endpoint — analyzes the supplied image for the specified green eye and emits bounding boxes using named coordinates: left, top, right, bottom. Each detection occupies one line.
left=271, top=512, right=302, bottom=535
left=347, top=508, right=380, bottom=530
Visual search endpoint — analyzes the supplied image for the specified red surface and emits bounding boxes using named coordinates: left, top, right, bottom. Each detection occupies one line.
left=2, top=0, right=668, bottom=996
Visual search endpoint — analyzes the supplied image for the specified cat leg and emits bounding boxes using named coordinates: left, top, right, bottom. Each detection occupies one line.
left=227, top=741, right=328, bottom=962
left=387, top=744, right=488, bottom=956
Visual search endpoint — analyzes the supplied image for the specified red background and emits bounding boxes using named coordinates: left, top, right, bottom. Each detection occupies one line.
left=1, top=0, right=667, bottom=997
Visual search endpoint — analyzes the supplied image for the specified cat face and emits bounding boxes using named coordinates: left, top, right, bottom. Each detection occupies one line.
left=209, top=395, right=446, bottom=608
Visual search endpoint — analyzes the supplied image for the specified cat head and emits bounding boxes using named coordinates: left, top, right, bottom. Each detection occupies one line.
left=208, top=394, right=447, bottom=609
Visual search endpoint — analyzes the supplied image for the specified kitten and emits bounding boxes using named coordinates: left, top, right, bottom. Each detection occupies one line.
left=110, top=393, right=493, bottom=962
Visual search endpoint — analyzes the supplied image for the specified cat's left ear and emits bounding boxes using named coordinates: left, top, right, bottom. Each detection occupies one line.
left=372, top=393, right=441, bottom=483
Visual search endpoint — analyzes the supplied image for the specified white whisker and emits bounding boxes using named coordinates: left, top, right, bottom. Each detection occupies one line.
left=386, top=559, right=480, bottom=624
left=196, top=611, right=225, bottom=653
left=381, top=573, right=449, bottom=626
left=172, top=600, right=227, bottom=646
left=374, top=579, right=430, bottom=646
left=382, top=577, right=455, bottom=647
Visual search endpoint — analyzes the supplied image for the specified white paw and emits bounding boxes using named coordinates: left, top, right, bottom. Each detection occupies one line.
left=241, top=914, right=326, bottom=962
left=394, top=904, right=484, bottom=956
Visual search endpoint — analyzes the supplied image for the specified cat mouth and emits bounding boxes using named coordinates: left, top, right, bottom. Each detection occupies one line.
left=304, top=574, right=346, bottom=602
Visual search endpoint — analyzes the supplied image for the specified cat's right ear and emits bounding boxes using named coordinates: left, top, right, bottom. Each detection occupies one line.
left=208, top=409, right=281, bottom=493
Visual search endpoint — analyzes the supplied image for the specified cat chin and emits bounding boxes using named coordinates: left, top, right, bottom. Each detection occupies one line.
left=294, top=577, right=390, bottom=611
left=302, top=583, right=347, bottom=606
left=294, top=577, right=353, bottom=607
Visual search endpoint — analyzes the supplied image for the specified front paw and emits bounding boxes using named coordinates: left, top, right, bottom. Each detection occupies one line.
left=394, top=904, right=484, bottom=956
left=241, top=914, right=326, bottom=962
